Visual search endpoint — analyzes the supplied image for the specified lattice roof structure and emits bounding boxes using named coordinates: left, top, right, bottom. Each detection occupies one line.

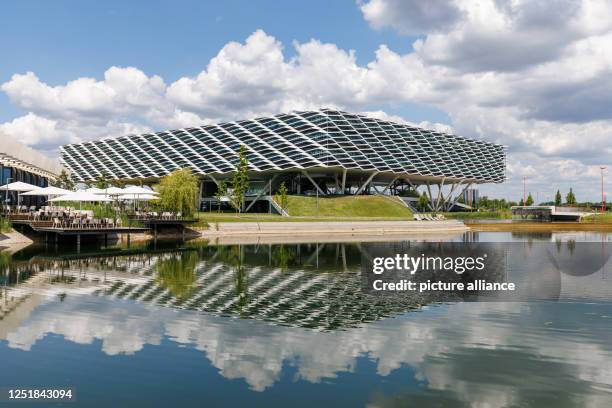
left=60, top=109, right=505, bottom=184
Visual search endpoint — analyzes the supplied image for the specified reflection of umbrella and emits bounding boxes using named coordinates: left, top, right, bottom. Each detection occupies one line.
left=0, top=181, right=40, bottom=208
left=21, top=186, right=72, bottom=196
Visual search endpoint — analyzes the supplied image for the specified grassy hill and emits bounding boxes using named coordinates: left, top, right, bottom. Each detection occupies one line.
left=285, top=195, right=412, bottom=218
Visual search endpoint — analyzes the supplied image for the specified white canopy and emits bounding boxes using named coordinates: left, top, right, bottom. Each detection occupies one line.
left=104, top=186, right=127, bottom=195
left=118, top=193, right=159, bottom=201
left=21, top=186, right=73, bottom=196
left=85, top=187, right=107, bottom=194
left=123, top=185, right=158, bottom=195
left=0, top=181, right=40, bottom=192
left=49, top=191, right=112, bottom=202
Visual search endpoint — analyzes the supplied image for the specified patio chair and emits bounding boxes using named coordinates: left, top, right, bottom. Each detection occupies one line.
left=53, top=217, right=62, bottom=229
left=71, top=218, right=81, bottom=229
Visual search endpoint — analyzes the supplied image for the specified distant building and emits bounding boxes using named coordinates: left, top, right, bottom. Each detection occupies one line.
left=0, top=136, right=61, bottom=206
left=463, top=188, right=479, bottom=207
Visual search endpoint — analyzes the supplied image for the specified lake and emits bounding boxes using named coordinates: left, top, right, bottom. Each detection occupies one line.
left=1, top=231, right=612, bottom=407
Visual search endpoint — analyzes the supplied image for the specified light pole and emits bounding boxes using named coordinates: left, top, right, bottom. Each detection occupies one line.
left=523, top=176, right=526, bottom=205
left=601, top=166, right=606, bottom=213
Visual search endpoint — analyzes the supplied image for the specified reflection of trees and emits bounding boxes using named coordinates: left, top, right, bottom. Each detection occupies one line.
left=272, top=244, right=295, bottom=270
left=155, top=251, right=199, bottom=300
left=232, top=246, right=248, bottom=314
left=209, top=245, right=249, bottom=313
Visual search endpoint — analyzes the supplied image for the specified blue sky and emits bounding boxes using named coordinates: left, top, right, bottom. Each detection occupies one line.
left=1, top=0, right=612, bottom=201
left=0, top=1, right=447, bottom=124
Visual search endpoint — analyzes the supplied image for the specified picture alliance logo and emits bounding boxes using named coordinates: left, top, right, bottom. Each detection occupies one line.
left=372, top=253, right=488, bottom=275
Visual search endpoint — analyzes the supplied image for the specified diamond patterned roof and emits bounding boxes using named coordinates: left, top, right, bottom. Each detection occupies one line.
left=60, top=109, right=505, bottom=183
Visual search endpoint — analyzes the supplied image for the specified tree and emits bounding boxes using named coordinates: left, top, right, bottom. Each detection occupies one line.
left=519, top=198, right=524, bottom=206
left=525, top=193, right=534, bottom=206
left=112, top=178, right=127, bottom=188
left=555, top=189, right=562, bottom=206
left=275, top=181, right=288, bottom=211
left=566, top=188, right=577, bottom=205
left=215, top=181, right=228, bottom=213
left=52, top=169, right=75, bottom=190
left=418, top=192, right=429, bottom=211
left=95, top=172, right=110, bottom=189
left=157, top=168, right=199, bottom=217
left=230, top=145, right=250, bottom=214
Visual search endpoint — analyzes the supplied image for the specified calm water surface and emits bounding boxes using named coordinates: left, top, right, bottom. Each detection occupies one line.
left=1, top=231, right=612, bottom=407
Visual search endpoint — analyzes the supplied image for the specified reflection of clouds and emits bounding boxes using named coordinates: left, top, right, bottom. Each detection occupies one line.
left=3, top=296, right=612, bottom=405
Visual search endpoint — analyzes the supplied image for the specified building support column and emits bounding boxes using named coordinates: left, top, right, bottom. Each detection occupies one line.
left=435, top=178, right=446, bottom=211
left=245, top=175, right=278, bottom=213
left=447, top=181, right=473, bottom=211
left=341, top=169, right=347, bottom=195
left=301, top=170, right=325, bottom=195
left=381, top=175, right=401, bottom=195
left=198, top=179, right=204, bottom=211
left=426, top=182, right=435, bottom=211
left=355, top=172, right=379, bottom=195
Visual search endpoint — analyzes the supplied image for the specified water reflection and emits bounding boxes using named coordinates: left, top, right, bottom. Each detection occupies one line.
left=0, top=233, right=611, bottom=406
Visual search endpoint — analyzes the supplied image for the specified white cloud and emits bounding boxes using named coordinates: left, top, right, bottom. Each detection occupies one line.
left=3, top=3, right=612, bottom=198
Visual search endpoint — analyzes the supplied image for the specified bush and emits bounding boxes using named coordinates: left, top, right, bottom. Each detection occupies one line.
left=0, top=216, right=12, bottom=233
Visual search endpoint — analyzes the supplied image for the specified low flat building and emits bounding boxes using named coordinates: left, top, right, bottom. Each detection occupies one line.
left=60, top=109, right=506, bottom=212
left=1, top=136, right=62, bottom=206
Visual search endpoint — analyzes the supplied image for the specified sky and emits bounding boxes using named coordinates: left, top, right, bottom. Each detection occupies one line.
left=1, top=0, right=611, bottom=202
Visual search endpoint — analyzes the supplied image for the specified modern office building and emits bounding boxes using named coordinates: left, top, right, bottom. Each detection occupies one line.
left=1, top=136, right=61, bottom=206
left=60, top=109, right=506, bottom=211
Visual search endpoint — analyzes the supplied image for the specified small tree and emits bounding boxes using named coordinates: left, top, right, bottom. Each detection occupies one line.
left=95, top=172, right=110, bottom=189
left=418, top=192, right=429, bottom=211
left=566, top=188, right=577, bottom=205
left=555, top=189, right=562, bottom=206
left=519, top=198, right=525, bottom=206
left=158, top=168, right=199, bottom=217
left=52, top=169, right=75, bottom=190
left=525, top=193, right=534, bottom=206
left=230, top=145, right=250, bottom=214
left=215, top=181, right=228, bottom=213
left=275, top=181, right=288, bottom=211
left=112, top=178, right=127, bottom=188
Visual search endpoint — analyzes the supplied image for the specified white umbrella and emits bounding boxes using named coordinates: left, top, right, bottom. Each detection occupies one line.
left=49, top=191, right=112, bottom=211
left=49, top=191, right=112, bottom=202
left=123, top=185, right=158, bottom=195
left=21, top=186, right=72, bottom=196
left=85, top=187, right=106, bottom=194
left=104, top=186, right=127, bottom=195
left=0, top=181, right=39, bottom=192
left=118, top=193, right=159, bottom=200
left=0, top=181, right=40, bottom=208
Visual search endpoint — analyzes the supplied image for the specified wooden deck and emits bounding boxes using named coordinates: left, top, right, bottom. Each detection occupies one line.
left=8, top=217, right=149, bottom=235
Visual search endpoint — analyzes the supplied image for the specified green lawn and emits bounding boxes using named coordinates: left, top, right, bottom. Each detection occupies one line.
left=582, top=212, right=612, bottom=223
left=194, top=195, right=413, bottom=226
left=285, top=195, right=412, bottom=217
left=442, top=209, right=512, bottom=220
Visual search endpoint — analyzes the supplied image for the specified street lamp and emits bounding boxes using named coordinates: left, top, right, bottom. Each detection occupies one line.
left=601, top=166, right=606, bottom=213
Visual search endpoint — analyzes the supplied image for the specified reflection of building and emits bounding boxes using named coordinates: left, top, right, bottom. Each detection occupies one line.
left=0, top=137, right=61, bottom=206
left=60, top=110, right=505, bottom=212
